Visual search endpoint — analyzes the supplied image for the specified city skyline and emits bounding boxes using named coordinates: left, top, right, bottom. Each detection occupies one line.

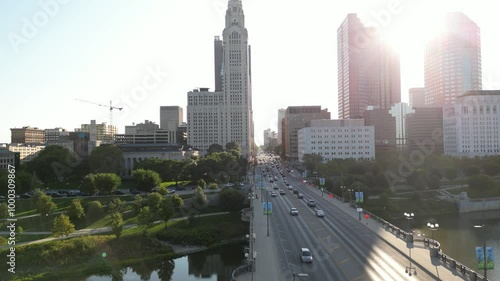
left=2, top=0, right=500, bottom=146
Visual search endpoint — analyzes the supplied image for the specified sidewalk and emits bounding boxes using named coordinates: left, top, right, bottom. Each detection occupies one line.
left=236, top=196, right=281, bottom=281
left=303, top=183, right=478, bottom=281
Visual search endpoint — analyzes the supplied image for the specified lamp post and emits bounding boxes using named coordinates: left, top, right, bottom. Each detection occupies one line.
left=347, top=188, right=354, bottom=205
left=404, top=212, right=416, bottom=276
left=474, top=225, right=488, bottom=280
left=427, top=222, right=439, bottom=248
left=340, top=185, right=347, bottom=202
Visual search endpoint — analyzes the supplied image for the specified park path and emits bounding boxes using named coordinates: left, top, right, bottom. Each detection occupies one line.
left=0, top=212, right=230, bottom=250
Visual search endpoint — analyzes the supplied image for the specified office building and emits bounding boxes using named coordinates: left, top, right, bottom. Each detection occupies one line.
left=187, top=0, right=254, bottom=158
left=298, top=119, right=375, bottom=162
left=424, top=12, right=482, bottom=106
left=10, top=126, right=44, bottom=143
left=444, top=90, right=500, bottom=157
left=409, top=88, right=426, bottom=108
left=44, top=128, right=69, bottom=142
left=284, top=106, right=331, bottom=161
left=0, top=144, right=19, bottom=170
left=8, top=143, right=45, bottom=163
left=76, top=120, right=116, bottom=142
left=337, top=14, right=401, bottom=119
left=160, top=106, right=183, bottom=131
left=277, top=109, right=285, bottom=145
left=214, top=36, right=223, bottom=92
left=406, top=107, right=444, bottom=154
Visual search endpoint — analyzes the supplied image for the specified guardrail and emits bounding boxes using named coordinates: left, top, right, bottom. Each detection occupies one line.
left=353, top=204, right=489, bottom=281
left=231, top=262, right=252, bottom=281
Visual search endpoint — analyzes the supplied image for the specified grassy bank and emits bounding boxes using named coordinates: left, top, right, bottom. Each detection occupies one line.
left=0, top=212, right=247, bottom=281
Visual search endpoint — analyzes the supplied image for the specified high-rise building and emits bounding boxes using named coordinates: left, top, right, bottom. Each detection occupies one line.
left=337, top=14, right=401, bottom=119
left=409, top=88, right=426, bottom=108
left=277, top=109, right=285, bottom=145
left=263, top=129, right=271, bottom=146
left=444, top=90, right=500, bottom=157
left=160, top=106, right=183, bottom=131
left=406, top=107, right=444, bottom=155
left=284, top=106, right=331, bottom=161
left=424, top=12, right=482, bottom=107
left=187, top=0, right=253, bottom=159
left=10, top=126, right=45, bottom=143
left=214, top=36, right=223, bottom=92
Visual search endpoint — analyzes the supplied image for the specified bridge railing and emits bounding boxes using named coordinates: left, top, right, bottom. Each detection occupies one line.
left=231, top=262, right=252, bottom=281
left=358, top=208, right=489, bottom=281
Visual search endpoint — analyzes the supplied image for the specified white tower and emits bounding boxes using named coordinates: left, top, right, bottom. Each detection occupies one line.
left=221, top=0, right=253, bottom=159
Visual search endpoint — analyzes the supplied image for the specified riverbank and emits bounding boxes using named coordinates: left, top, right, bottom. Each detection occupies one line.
left=0, top=213, right=248, bottom=281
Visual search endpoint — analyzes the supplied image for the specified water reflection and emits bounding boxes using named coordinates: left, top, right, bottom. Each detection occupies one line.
left=87, top=244, right=245, bottom=281
left=395, top=210, right=500, bottom=280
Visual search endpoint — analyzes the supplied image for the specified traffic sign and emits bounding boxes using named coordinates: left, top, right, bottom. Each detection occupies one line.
left=357, top=208, right=363, bottom=212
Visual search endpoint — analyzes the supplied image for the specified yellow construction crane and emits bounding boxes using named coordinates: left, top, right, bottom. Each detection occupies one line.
left=75, top=99, right=123, bottom=127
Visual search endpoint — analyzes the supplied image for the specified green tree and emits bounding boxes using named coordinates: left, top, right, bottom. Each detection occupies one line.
left=468, top=175, right=497, bottom=192
left=208, top=183, right=218, bottom=190
left=80, top=174, right=97, bottom=195
left=192, top=186, right=208, bottom=211
left=197, top=179, right=207, bottom=189
left=157, top=186, right=168, bottom=196
left=147, top=192, right=163, bottom=213
left=482, top=162, right=500, bottom=177
left=444, top=167, right=458, bottom=181
left=13, top=170, right=36, bottom=194
left=218, top=188, right=245, bottom=211
left=302, top=154, right=323, bottom=175
left=94, top=173, right=121, bottom=195
left=159, top=197, right=175, bottom=225
left=17, top=226, right=23, bottom=240
left=110, top=212, right=124, bottom=238
left=37, top=194, right=57, bottom=218
left=86, top=200, right=104, bottom=222
left=132, top=194, right=145, bottom=214
left=207, top=143, right=224, bottom=155
left=88, top=144, right=124, bottom=174
left=0, top=203, right=8, bottom=219
left=52, top=214, right=75, bottom=237
left=24, top=145, right=77, bottom=183
left=171, top=193, right=184, bottom=208
left=68, top=199, right=85, bottom=220
left=137, top=206, right=154, bottom=236
left=107, top=197, right=124, bottom=214
left=464, top=165, right=481, bottom=177
left=132, top=169, right=162, bottom=192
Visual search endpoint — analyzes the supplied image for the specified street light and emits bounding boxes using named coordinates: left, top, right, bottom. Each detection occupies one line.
left=427, top=222, right=439, bottom=248
left=404, top=212, right=416, bottom=276
left=404, top=212, right=414, bottom=235
left=474, top=225, right=488, bottom=280
left=347, top=188, right=354, bottom=204
left=340, top=185, right=346, bottom=201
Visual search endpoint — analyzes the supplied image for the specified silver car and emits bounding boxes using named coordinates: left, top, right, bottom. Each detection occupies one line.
left=315, top=209, right=325, bottom=217
left=300, top=248, right=313, bottom=263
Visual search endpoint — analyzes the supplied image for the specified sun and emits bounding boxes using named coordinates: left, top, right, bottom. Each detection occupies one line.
left=372, top=11, right=446, bottom=53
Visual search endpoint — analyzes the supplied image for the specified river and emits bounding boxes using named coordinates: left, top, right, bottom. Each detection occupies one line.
left=86, top=244, right=246, bottom=281
left=395, top=209, right=500, bottom=280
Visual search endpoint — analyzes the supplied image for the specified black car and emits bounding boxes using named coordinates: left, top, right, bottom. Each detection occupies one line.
left=130, top=188, right=141, bottom=194
left=112, top=190, right=125, bottom=195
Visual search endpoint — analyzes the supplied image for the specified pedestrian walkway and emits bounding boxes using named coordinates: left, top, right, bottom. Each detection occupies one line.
left=236, top=196, right=282, bottom=281
left=303, top=182, right=482, bottom=281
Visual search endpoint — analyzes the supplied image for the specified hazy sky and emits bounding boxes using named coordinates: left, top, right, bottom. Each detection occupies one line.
left=1, top=0, right=500, bottom=146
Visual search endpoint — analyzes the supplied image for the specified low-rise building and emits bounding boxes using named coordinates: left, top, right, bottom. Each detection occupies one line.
left=444, top=90, right=500, bottom=157
left=119, top=143, right=199, bottom=177
left=298, top=119, right=375, bottom=162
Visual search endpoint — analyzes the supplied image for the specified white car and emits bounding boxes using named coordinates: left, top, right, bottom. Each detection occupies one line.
left=271, top=191, right=277, bottom=197
left=315, top=210, right=325, bottom=217
left=290, top=207, right=298, bottom=216
left=288, top=185, right=293, bottom=190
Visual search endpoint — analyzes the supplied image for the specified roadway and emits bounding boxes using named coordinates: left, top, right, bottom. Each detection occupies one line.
left=256, top=158, right=438, bottom=281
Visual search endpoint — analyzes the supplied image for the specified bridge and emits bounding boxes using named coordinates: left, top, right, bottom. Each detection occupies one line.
left=232, top=161, right=489, bottom=281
